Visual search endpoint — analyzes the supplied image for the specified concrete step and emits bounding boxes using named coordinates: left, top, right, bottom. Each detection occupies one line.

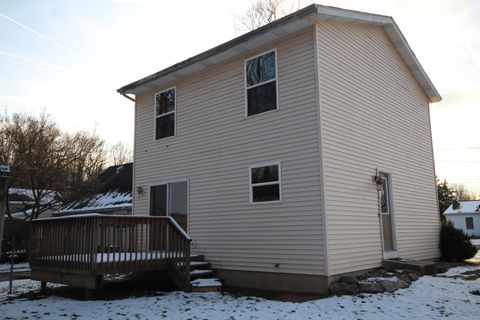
left=383, top=258, right=444, bottom=275
left=191, top=277, right=222, bottom=292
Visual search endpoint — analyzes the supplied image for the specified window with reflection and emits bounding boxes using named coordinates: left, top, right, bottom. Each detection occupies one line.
left=250, top=162, right=281, bottom=203
left=155, top=88, right=175, bottom=139
left=245, top=50, right=277, bottom=116
left=380, top=173, right=390, bottom=214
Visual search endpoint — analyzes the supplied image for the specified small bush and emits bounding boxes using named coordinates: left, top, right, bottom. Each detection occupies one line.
left=440, top=221, right=478, bottom=261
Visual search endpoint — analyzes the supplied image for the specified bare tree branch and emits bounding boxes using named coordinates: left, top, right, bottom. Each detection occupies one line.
left=0, top=112, right=108, bottom=219
left=234, top=0, right=302, bottom=33
left=108, top=142, right=133, bottom=166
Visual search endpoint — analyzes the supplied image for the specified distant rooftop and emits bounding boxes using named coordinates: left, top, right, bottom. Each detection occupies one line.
left=54, top=163, right=133, bottom=216
left=444, top=200, right=480, bottom=215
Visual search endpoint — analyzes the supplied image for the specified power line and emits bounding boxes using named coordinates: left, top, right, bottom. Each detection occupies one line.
left=436, top=160, right=480, bottom=163
left=436, top=147, right=480, bottom=151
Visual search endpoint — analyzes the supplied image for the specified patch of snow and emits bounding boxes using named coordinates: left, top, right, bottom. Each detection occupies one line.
left=58, top=191, right=131, bottom=213
left=437, top=265, right=480, bottom=277
left=190, top=269, right=211, bottom=275
left=359, top=276, right=397, bottom=283
left=191, top=278, right=222, bottom=287
left=444, top=200, right=480, bottom=214
left=37, top=250, right=185, bottom=263
left=35, top=213, right=103, bottom=221
left=471, top=239, right=480, bottom=246
left=0, top=263, right=30, bottom=273
left=0, top=266, right=479, bottom=319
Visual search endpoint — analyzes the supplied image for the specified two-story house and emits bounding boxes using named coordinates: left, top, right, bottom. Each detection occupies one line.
left=118, top=4, right=441, bottom=294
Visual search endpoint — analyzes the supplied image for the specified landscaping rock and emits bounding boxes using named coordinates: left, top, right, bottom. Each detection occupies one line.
left=379, top=279, right=408, bottom=293
left=398, top=279, right=409, bottom=289
left=408, top=273, right=419, bottom=281
left=359, top=281, right=384, bottom=294
left=338, top=275, right=359, bottom=285
left=397, top=273, right=411, bottom=285
left=330, top=282, right=358, bottom=296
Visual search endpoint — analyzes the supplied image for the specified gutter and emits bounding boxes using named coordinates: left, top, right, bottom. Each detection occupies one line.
left=119, top=91, right=136, bottom=102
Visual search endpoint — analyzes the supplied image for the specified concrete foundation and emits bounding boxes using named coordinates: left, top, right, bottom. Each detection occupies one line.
left=217, top=269, right=330, bottom=295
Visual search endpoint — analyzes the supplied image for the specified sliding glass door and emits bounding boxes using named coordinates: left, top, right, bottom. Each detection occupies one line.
left=150, top=181, right=188, bottom=231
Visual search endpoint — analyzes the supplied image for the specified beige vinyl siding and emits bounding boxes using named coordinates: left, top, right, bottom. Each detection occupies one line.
left=133, top=28, right=326, bottom=275
left=316, top=22, right=440, bottom=275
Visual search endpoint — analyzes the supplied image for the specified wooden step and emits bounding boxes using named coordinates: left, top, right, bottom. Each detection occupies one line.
left=190, top=255, right=205, bottom=262
left=191, top=277, right=222, bottom=292
left=190, top=261, right=210, bottom=269
left=190, top=269, right=214, bottom=279
left=176, top=261, right=210, bottom=268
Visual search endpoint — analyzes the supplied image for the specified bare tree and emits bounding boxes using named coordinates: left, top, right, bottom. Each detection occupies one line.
left=0, top=112, right=108, bottom=219
left=108, top=142, right=133, bottom=166
left=62, top=131, right=107, bottom=203
left=0, top=112, right=67, bottom=219
left=234, top=0, right=302, bottom=33
left=452, top=183, right=479, bottom=201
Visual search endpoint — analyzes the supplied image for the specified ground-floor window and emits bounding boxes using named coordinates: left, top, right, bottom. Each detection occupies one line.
left=249, top=162, right=281, bottom=203
left=466, top=217, right=474, bottom=230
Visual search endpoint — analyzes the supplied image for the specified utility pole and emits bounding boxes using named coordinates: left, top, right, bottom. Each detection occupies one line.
left=0, top=164, right=11, bottom=254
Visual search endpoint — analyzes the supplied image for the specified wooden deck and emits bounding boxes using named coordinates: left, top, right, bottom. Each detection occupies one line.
left=29, top=214, right=191, bottom=291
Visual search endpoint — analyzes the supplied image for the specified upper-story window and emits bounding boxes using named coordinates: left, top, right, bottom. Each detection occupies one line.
left=245, top=50, right=278, bottom=117
left=155, top=87, right=175, bottom=140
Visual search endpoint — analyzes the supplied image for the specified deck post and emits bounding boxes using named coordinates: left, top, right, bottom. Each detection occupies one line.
left=84, top=288, right=92, bottom=300
left=40, top=281, right=47, bottom=294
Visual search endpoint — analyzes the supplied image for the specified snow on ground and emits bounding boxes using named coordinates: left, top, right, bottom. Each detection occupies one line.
left=0, top=266, right=479, bottom=320
left=0, top=262, right=30, bottom=273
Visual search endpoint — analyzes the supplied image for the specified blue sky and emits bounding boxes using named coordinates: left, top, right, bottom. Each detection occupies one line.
left=0, top=0, right=479, bottom=191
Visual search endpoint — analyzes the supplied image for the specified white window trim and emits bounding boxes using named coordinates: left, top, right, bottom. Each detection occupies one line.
left=249, top=161, right=282, bottom=204
left=153, top=86, right=176, bottom=141
left=244, top=48, right=279, bottom=118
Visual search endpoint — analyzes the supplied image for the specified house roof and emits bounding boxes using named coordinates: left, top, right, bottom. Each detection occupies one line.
left=8, top=188, right=57, bottom=205
left=54, top=190, right=132, bottom=216
left=54, top=163, right=133, bottom=216
left=118, top=4, right=441, bottom=103
left=96, top=163, right=133, bottom=193
left=444, top=200, right=480, bottom=215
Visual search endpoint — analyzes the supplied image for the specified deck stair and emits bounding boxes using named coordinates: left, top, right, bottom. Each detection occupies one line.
left=189, top=255, right=222, bottom=292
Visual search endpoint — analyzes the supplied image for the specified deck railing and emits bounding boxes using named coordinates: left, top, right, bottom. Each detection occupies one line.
left=29, top=214, right=191, bottom=291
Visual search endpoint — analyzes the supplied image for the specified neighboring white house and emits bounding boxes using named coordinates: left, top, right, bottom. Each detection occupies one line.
left=8, top=188, right=58, bottom=219
left=444, top=201, right=480, bottom=237
left=118, top=4, right=441, bottom=294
